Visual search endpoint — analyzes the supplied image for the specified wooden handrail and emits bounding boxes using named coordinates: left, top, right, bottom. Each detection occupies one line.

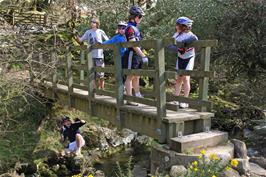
left=46, top=39, right=216, bottom=127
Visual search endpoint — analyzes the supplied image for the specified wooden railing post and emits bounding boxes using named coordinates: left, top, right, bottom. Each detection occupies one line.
left=80, top=49, right=85, bottom=84
left=114, top=44, right=124, bottom=129
left=66, top=47, right=74, bottom=107
left=87, top=45, right=95, bottom=115
left=198, top=47, right=211, bottom=112
left=51, top=50, right=57, bottom=99
left=154, top=39, right=167, bottom=143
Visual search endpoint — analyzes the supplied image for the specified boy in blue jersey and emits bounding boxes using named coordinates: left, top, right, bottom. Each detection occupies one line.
left=168, top=17, right=198, bottom=108
left=102, top=21, right=127, bottom=57
left=122, top=6, right=148, bottom=106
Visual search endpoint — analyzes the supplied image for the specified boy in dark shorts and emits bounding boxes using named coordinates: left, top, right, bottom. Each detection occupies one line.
left=123, top=6, right=148, bottom=106
left=169, top=17, right=198, bottom=108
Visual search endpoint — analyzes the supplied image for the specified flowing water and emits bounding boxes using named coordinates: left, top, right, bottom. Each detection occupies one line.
left=93, top=146, right=151, bottom=177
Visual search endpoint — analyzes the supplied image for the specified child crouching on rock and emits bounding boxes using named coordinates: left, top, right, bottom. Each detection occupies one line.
left=60, top=116, right=86, bottom=156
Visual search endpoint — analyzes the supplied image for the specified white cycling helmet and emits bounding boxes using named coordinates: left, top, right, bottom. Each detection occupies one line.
left=117, top=21, right=127, bottom=27
left=176, top=16, right=193, bottom=29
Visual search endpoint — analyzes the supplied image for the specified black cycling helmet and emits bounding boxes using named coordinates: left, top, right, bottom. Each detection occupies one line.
left=129, top=5, right=145, bottom=16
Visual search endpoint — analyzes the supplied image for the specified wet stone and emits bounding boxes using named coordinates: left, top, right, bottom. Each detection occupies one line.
left=169, top=165, right=187, bottom=177
left=231, top=139, right=248, bottom=159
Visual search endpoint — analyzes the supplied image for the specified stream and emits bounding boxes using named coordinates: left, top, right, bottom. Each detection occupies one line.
left=93, top=146, right=151, bottom=177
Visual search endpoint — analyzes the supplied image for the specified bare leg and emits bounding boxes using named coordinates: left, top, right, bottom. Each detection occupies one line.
left=175, top=76, right=183, bottom=96
left=125, top=75, right=134, bottom=96
left=76, top=134, right=81, bottom=148
left=132, top=76, right=140, bottom=94
left=183, top=76, right=191, bottom=97
left=99, top=78, right=105, bottom=89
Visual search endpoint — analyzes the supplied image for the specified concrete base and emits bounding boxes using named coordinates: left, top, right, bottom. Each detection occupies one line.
left=150, top=142, right=234, bottom=174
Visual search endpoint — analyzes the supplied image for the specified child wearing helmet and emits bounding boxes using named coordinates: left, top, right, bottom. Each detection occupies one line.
left=74, top=17, right=109, bottom=90
left=122, top=5, right=148, bottom=106
left=102, top=21, right=127, bottom=57
left=169, top=17, right=198, bottom=108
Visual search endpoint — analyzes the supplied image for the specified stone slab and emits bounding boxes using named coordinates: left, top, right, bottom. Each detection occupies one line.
left=170, top=131, right=228, bottom=153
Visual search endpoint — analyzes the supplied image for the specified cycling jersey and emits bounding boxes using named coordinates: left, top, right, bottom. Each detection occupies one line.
left=80, top=29, right=109, bottom=58
left=103, top=34, right=126, bottom=57
left=173, top=31, right=198, bottom=59
left=123, top=21, right=143, bottom=69
left=125, top=21, right=142, bottom=42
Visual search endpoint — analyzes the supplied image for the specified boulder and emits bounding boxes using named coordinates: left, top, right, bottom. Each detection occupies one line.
left=231, top=139, right=248, bottom=159
left=15, top=162, right=37, bottom=175
left=132, top=164, right=147, bottom=177
left=95, top=170, right=105, bottom=177
left=122, top=128, right=137, bottom=145
left=219, top=168, right=240, bottom=177
left=169, top=165, right=187, bottom=177
left=249, top=163, right=266, bottom=177
left=233, top=158, right=250, bottom=175
left=99, top=136, right=109, bottom=150
left=250, top=156, right=266, bottom=169
left=134, top=135, right=150, bottom=146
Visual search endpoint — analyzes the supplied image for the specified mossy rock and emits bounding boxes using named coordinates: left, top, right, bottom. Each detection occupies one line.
left=37, top=162, right=57, bottom=177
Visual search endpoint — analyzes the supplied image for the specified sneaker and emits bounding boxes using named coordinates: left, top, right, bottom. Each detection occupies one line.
left=135, top=92, right=143, bottom=98
left=180, top=103, right=189, bottom=108
left=126, top=101, right=138, bottom=106
left=75, top=148, right=82, bottom=156
left=172, top=101, right=179, bottom=105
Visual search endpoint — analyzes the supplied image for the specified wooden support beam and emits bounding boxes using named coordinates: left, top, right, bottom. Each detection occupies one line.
left=123, top=95, right=156, bottom=107
left=165, top=70, right=215, bottom=78
left=51, top=51, right=57, bottom=99
left=79, top=49, right=85, bottom=84
left=198, top=47, right=211, bottom=112
left=87, top=46, right=95, bottom=115
left=66, top=48, right=74, bottom=107
left=114, top=44, right=124, bottom=129
left=154, top=39, right=167, bottom=143
left=123, top=69, right=156, bottom=77
left=94, top=66, right=115, bottom=73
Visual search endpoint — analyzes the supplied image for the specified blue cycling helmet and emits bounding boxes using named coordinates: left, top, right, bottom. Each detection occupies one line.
left=129, top=5, right=145, bottom=16
left=176, top=17, right=193, bottom=29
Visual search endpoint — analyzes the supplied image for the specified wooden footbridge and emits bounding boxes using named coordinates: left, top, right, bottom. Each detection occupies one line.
left=42, top=38, right=222, bottom=143
left=43, top=38, right=233, bottom=172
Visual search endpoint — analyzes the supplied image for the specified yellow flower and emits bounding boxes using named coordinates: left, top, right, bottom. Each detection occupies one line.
left=231, top=159, right=239, bottom=167
left=194, top=168, right=198, bottom=171
left=88, top=175, right=94, bottom=177
left=225, top=166, right=231, bottom=171
left=189, top=165, right=193, bottom=169
left=200, top=149, right=206, bottom=155
left=212, top=175, right=216, bottom=177
left=209, top=153, right=218, bottom=161
left=192, top=161, right=198, bottom=166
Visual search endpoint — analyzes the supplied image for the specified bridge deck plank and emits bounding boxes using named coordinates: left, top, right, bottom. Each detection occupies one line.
left=45, top=82, right=213, bottom=122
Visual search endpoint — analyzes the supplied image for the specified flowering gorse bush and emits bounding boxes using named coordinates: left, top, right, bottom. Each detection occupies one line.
left=184, top=149, right=238, bottom=177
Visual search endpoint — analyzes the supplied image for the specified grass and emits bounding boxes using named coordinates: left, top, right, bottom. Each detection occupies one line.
left=0, top=102, right=45, bottom=172
left=0, top=101, right=110, bottom=174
